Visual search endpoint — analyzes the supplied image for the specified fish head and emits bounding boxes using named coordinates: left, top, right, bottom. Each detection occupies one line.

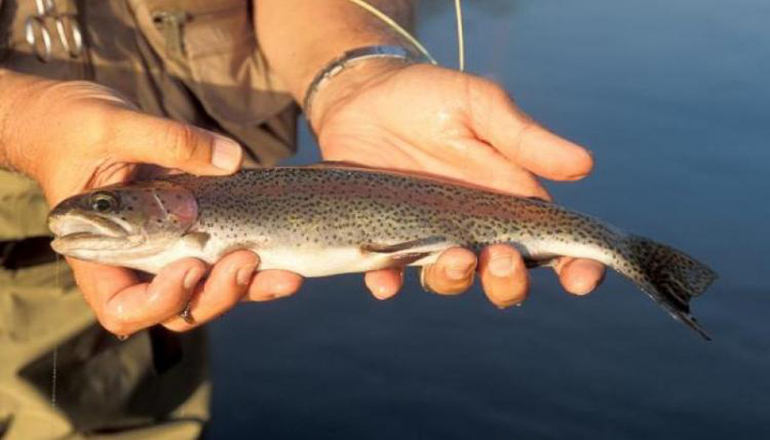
left=48, top=181, right=198, bottom=262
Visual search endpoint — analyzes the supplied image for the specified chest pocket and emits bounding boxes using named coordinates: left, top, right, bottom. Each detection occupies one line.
left=127, top=0, right=294, bottom=128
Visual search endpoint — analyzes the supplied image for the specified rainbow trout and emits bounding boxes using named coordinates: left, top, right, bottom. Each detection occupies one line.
left=48, top=166, right=717, bottom=339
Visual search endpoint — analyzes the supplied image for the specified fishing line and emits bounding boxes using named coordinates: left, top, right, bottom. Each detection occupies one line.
left=344, top=0, right=466, bottom=70
left=51, top=255, right=61, bottom=409
left=454, top=0, right=465, bottom=71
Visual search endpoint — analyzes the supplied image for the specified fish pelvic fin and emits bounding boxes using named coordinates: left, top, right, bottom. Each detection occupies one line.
left=361, top=236, right=452, bottom=268
left=620, top=235, right=718, bottom=341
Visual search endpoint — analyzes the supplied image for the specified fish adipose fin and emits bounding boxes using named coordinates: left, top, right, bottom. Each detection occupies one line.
left=620, top=235, right=718, bottom=341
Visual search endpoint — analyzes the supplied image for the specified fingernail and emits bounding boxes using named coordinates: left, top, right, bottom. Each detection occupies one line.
left=211, top=136, right=242, bottom=171
left=567, top=172, right=590, bottom=180
left=566, top=260, right=604, bottom=295
left=183, top=267, right=204, bottom=290
left=569, top=278, right=598, bottom=296
left=489, top=256, right=514, bottom=277
left=372, top=283, right=396, bottom=300
left=446, top=264, right=472, bottom=281
left=236, top=264, right=257, bottom=286
left=273, top=285, right=296, bottom=299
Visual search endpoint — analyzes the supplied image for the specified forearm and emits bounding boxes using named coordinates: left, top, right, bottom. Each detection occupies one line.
left=255, top=0, right=414, bottom=104
left=0, top=68, right=46, bottom=174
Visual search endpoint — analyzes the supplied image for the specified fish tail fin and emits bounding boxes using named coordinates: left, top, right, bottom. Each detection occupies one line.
left=617, top=235, right=718, bottom=340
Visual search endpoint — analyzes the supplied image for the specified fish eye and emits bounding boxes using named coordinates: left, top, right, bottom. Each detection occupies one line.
left=90, top=192, right=119, bottom=213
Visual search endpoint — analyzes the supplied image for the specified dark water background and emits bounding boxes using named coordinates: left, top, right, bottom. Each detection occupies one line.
left=208, top=1, right=770, bottom=438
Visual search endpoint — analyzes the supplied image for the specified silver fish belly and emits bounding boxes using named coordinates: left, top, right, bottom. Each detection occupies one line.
left=48, top=166, right=718, bottom=339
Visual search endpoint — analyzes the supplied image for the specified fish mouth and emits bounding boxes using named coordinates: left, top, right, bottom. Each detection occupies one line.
left=49, top=213, right=138, bottom=254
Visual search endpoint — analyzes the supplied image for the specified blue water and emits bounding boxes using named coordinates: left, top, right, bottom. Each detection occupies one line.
left=208, top=1, right=770, bottom=438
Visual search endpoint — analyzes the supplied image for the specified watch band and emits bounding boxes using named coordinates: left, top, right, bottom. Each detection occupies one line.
left=302, top=45, right=429, bottom=120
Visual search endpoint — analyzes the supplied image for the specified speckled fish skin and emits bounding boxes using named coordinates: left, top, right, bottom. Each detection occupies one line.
left=48, top=166, right=717, bottom=339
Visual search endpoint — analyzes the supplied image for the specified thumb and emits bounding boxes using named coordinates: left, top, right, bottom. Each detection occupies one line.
left=109, top=110, right=243, bottom=175
left=468, top=83, right=593, bottom=181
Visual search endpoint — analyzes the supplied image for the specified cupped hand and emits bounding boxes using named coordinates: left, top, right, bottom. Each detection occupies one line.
left=309, top=62, right=606, bottom=307
left=9, top=79, right=301, bottom=335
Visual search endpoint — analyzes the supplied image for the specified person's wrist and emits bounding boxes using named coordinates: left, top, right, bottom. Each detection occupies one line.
left=0, top=72, right=57, bottom=178
left=303, top=45, right=425, bottom=115
left=307, top=56, right=412, bottom=133
left=1, top=77, right=125, bottom=186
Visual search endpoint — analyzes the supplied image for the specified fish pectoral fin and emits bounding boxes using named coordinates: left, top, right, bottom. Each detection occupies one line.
left=180, top=232, right=210, bottom=252
left=361, top=236, right=452, bottom=266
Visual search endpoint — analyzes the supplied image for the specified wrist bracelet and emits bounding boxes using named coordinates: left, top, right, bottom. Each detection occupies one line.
left=302, top=45, right=429, bottom=120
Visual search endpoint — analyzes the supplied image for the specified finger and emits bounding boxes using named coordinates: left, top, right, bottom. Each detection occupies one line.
left=364, top=268, right=403, bottom=300
left=421, top=247, right=477, bottom=295
left=478, top=244, right=529, bottom=307
left=470, top=84, right=594, bottom=181
left=246, top=270, right=304, bottom=301
left=554, top=257, right=606, bottom=296
left=363, top=134, right=551, bottom=200
left=107, top=109, right=243, bottom=175
left=70, top=257, right=207, bottom=336
left=163, top=251, right=259, bottom=331
left=447, top=138, right=552, bottom=199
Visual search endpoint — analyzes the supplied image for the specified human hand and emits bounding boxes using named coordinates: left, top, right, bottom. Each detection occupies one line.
left=309, top=62, right=605, bottom=307
left=5, top=78, right=301, bottom=335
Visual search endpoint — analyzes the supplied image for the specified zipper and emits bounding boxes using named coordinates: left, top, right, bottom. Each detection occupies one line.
left=151, top=9, right=189, bottom=57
